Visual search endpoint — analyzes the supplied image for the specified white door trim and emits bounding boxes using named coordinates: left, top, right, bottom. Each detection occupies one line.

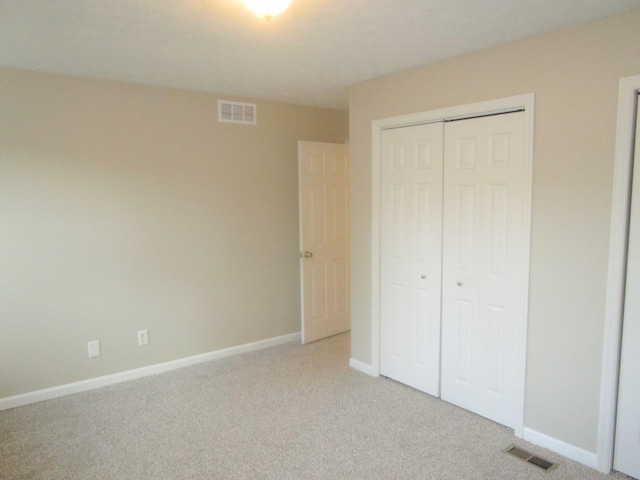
left=370, top=93, right=535, bottom=438
left=597, top=74, right=640, bottom=474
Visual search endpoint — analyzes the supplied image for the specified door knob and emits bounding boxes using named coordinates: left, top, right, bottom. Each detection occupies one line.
left=421, top=275, right=426, bottom=279
left=457, top=281, right=463, bottom=286
left=300, top=251, right=313, bottom=258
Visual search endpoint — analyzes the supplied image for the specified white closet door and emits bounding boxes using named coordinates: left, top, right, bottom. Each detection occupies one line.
left=614, top=100, right=640, bottom=479
left=380, top=123, right=444, bottom=396
left=441, top=112, right=527, bottom=428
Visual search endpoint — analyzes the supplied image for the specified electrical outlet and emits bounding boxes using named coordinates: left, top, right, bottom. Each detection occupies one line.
left=137, top=329, right=149, bottom=346
left=88, top=340, right=100, bottom=358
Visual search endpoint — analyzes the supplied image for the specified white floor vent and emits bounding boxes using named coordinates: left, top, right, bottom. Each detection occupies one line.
left=218, top=100, right=256, bottom=125
left=504, top=445, right=558, bottom=472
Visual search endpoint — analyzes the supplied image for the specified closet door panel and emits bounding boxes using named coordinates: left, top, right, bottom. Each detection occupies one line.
left=380, top=122, right=444, bottom=396
left=441, top=112, right=526, bottom=428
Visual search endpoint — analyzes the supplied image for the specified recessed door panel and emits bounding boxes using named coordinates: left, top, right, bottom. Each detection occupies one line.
left=310, top=185, right=326, bottom=244
left=332, top=154, right=348, bottom=175
left=391, top=185, right=406, bottom=261
left=488, top=184, right=509, bottom=276
left=414, top=289, right=430, bottom=366
left=308, top=155, right=325, bottom=175
left=391, top=285, right=407, bottom=357
left=332, top=258, right=349, bottom=314
left=457, top=138, right=477, bottom=169
left=331, top=184, right=349, bottom=243
left=416, top=184, right=431, bottom=264
left=457, top=185, right=476, bottom=273
left=416, top=141, right=433, bottom=169
left=489, top=134, right=510, bottom=168
left=392, top=144, right=407, bottom=171
left=485, top=305, right=506, bottom=395
left=455, top=299, right=473, bottom=385
left=310, top=262, right=327, bottom=320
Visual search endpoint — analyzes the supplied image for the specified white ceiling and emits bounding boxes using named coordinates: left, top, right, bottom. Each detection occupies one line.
left=1, top=0, right=639, bottom=109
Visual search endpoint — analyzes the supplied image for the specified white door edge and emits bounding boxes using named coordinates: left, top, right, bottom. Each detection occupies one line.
left=598, top=75, right=640, bottom=474
left=370, top=93, right=535, bottom=438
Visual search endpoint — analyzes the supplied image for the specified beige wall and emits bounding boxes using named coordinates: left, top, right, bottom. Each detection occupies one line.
left=349, top=10, right=640, bottom=453
left=0, top=67, right=347, bottom=398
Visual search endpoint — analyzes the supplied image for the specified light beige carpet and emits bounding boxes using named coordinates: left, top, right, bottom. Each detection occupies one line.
left=0, top=333, right=627, bottom=479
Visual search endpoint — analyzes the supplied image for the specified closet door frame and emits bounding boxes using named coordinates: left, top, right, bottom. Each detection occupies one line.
left=598, top=74, right=640, bottom=474
left=370, top=93, right=535, bottom=438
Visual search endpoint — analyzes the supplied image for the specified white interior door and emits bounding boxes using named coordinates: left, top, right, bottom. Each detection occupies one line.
left=380, top=123, right=444, bottom=396
left=440, top=112, right=527, bottom=428
left=298, top=141, right=350, bottom=344
left=614, top=99, right=640, bottom=479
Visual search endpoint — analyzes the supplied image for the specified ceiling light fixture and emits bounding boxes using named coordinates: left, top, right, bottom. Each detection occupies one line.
left=243, top=0, right=291, bottom=20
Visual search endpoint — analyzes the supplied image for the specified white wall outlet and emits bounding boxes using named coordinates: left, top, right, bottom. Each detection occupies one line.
left=137, top=329, right=149, bottom=346
left=88, top=340, right=100, bottom=358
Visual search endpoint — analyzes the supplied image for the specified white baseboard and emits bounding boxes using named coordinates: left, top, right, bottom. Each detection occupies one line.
left=523, top=427, right=598, bottom=469
left=0, top=332, right=301, bottom=411
left=349, top=358, right=378, bottom=377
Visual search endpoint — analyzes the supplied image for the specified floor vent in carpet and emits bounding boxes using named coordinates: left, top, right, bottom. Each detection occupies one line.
left=504, top=445, right=558, bottom=472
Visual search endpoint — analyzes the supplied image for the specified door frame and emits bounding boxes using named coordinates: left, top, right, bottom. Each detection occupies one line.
left=598, top=74, right=640, bottom=473
left=370, top=93, right=535, bottom=438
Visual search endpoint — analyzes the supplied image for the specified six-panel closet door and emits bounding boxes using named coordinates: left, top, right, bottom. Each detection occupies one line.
left=380, top=111, right=527, bottom=429
left=380, top=122, right=444, bottom=397
left=440, top=112, right=526, bottom=429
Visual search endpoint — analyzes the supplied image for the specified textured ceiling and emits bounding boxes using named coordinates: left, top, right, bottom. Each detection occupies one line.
left=1, top=0, right=639, bottom=109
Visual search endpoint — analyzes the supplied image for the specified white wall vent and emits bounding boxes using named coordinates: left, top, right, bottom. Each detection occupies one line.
left=218, top=100, right=257, bottom=125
